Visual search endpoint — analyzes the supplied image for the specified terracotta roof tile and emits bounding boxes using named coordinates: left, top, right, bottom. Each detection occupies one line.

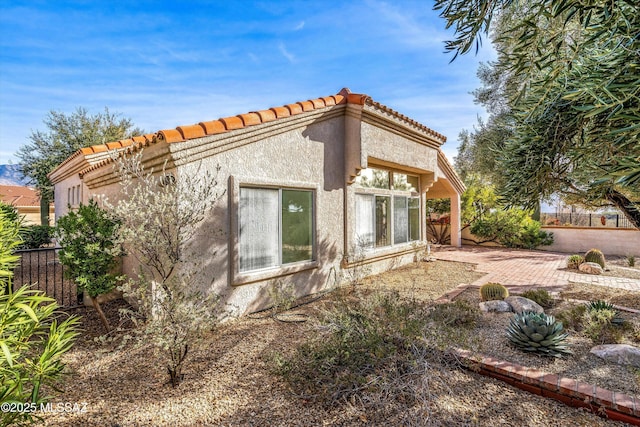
left=106, top=141, right=124, bottom=150
left=238, top=112, right=261, bottom=126
left=270, top=106, right=290, bottom=118
left=199, top=120, right=226, bottom=135
left=310, top=98, right=326, bottom=109
left=157, top=129, right=184, bottom=143
left=177, top=124, right=206, bottom=140
left=255, top=109, right=277, bottom=122
left=80, top=147, right=95, bottom=155
left=131, top=135, right=147, bottom=143
left=321, top=96, right=337, bottom=106
left=298, top=101, right=314, bottom=112
left=286, top=103, right=303, bottom=115
left=220, top=116, right=244, bottom=130
left=91, top=144, right=109, bottom=153
left=0, top=185, right=40, bottom=207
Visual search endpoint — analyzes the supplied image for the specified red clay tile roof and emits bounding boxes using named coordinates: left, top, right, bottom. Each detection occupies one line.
left=0, top=185, right=40, bottom=207
left=53, top=88, right=447, bottom=179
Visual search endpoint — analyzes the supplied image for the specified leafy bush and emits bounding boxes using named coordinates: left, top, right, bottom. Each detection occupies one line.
left=55, top=199, right=122, bottom=330
left=520, top=289, right=554, bottom=308
left=469, top=209, right=553, bottom=249
left=567, top=254, right=585, bottom=269
left=506, top=312, right=571, bottom=357
left=0, top=210, right=79, bottom=427
left=18, top=224, right=53, bottom=249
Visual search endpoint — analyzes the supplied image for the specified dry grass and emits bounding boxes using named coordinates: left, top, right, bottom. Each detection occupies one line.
left=37, top=261, right=633, bottom=426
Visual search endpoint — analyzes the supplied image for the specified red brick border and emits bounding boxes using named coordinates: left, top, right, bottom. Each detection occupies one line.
left=453, top=349, right=640, bottom=425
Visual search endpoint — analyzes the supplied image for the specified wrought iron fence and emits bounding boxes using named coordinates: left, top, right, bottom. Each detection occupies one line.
left=12, top=248, right=78, bottom=307
left=541, top=212, right=635, bottom=229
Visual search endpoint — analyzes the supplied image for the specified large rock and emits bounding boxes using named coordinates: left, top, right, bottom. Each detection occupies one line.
left=579, top=262, right=604, bottom=275
left=590, top=344, right=640, bottom=368
left=505, top=296, right=544, bottom=314
left=479, top=300, right=512, bottom=313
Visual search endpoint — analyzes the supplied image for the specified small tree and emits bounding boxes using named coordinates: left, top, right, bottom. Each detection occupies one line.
left=0, top=211, right=79, bottom=427
left=55, top=199, right=122, bottom=331
left=110, top=151, right=224, bottom=387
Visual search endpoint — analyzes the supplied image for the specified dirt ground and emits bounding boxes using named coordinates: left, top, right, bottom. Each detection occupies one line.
left=36, top=260, right=637, bottom=426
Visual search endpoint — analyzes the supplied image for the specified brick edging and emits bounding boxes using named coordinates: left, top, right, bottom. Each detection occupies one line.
left=434, top=283, right=470, bottom=303
left=453, top=349, right=640, bottom=425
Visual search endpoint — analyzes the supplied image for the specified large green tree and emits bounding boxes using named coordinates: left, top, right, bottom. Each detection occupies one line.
left=17, top=108, right=142, bottom=225
left=436, top=0, right=640, bottom=228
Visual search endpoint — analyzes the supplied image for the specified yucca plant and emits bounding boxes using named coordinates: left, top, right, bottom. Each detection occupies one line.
left=507, top=311, right=572, bottom=357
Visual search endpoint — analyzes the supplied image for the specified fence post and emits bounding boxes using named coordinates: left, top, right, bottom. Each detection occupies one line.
left=616, top=215, right=619, bottom=228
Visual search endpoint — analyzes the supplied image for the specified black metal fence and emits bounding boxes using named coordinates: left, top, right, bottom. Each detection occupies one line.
left=12, top=248, right=78, bottom=307
left=541, top=212, right=635, bottom=229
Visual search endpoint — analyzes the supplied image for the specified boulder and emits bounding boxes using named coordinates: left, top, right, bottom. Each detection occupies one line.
left=590, top=344, right=640, bottom=368
left=505, top=296, right=544, bottom=314
left=479, top=300, right=512, bottom=313
left=579, top=262, right=604, bottom=275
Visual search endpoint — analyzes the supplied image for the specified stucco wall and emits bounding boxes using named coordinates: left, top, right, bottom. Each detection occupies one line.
left=539, top=227, right=640, bottom=256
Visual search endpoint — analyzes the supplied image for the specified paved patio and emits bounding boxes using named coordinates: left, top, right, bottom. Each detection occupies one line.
left=433, top=246, right=640, bottom=293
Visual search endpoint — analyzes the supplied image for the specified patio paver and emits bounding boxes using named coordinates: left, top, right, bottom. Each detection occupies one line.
left=433, top=246, right=640, bottom=293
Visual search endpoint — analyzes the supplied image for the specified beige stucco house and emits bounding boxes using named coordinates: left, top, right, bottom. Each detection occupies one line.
left=48, top=88, right=464, bottom=316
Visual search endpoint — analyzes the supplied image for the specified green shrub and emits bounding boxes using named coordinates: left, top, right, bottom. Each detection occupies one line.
left=469, top=209, right=553, bottom=249
left=479, top=282, right=509, bottom=301
left=18, top=224, right=53, bottom=249
left=567, top=254, right=585, bottom=269
left=506, top=312, right=571, bottom=357
left=0, top=210, right=79, bottom=427
left=627, top=254, right=636, bottom=267
left=584, top=248, right=606, bottom=269
left=520, top=289, right=554, bottom=308
left=55, top=199, right=123, bottom=331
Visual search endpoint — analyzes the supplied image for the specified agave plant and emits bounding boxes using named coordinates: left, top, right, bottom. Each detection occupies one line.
left=507, top=311, right=572, bottom=358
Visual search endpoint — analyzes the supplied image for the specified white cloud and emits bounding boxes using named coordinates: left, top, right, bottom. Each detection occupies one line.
left=278, top=42, right=296, bottom=63
left=293, top=21, right=305, bottom=31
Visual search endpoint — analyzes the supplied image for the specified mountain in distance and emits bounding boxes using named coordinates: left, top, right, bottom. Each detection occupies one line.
left=0, top=164, right=29, bottom=186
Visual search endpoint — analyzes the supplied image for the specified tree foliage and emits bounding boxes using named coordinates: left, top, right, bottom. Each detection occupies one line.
left=16, top=108, right=142, bottom=225
left=436, top=0, right=640, bottom=228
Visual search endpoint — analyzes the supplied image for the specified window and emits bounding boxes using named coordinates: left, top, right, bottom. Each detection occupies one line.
left=239, top=187, right=314, bottom=272
left=355, top=167, right=420, bottom=249
left=355, top=168, right=389, bottom=189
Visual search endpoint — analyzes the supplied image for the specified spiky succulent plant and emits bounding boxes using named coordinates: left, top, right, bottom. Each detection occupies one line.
left=587, top=300, right=625, bottom=325
left=479, top=282, right=509, bottom=301
left=507, top=312, right=572, bottom=357
left=584, top=248, right=606, bottom=269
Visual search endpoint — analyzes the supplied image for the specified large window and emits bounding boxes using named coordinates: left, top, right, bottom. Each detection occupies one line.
left=239, top=187, right=314, bottom=272
left=355, top=167, right=420, bottom=249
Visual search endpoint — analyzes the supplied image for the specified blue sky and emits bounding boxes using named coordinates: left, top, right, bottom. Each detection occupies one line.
left=0, top=0, right=495, bottom=165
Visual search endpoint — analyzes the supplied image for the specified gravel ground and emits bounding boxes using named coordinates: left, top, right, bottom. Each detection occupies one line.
left=38, top=261, right=632, bottom=426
